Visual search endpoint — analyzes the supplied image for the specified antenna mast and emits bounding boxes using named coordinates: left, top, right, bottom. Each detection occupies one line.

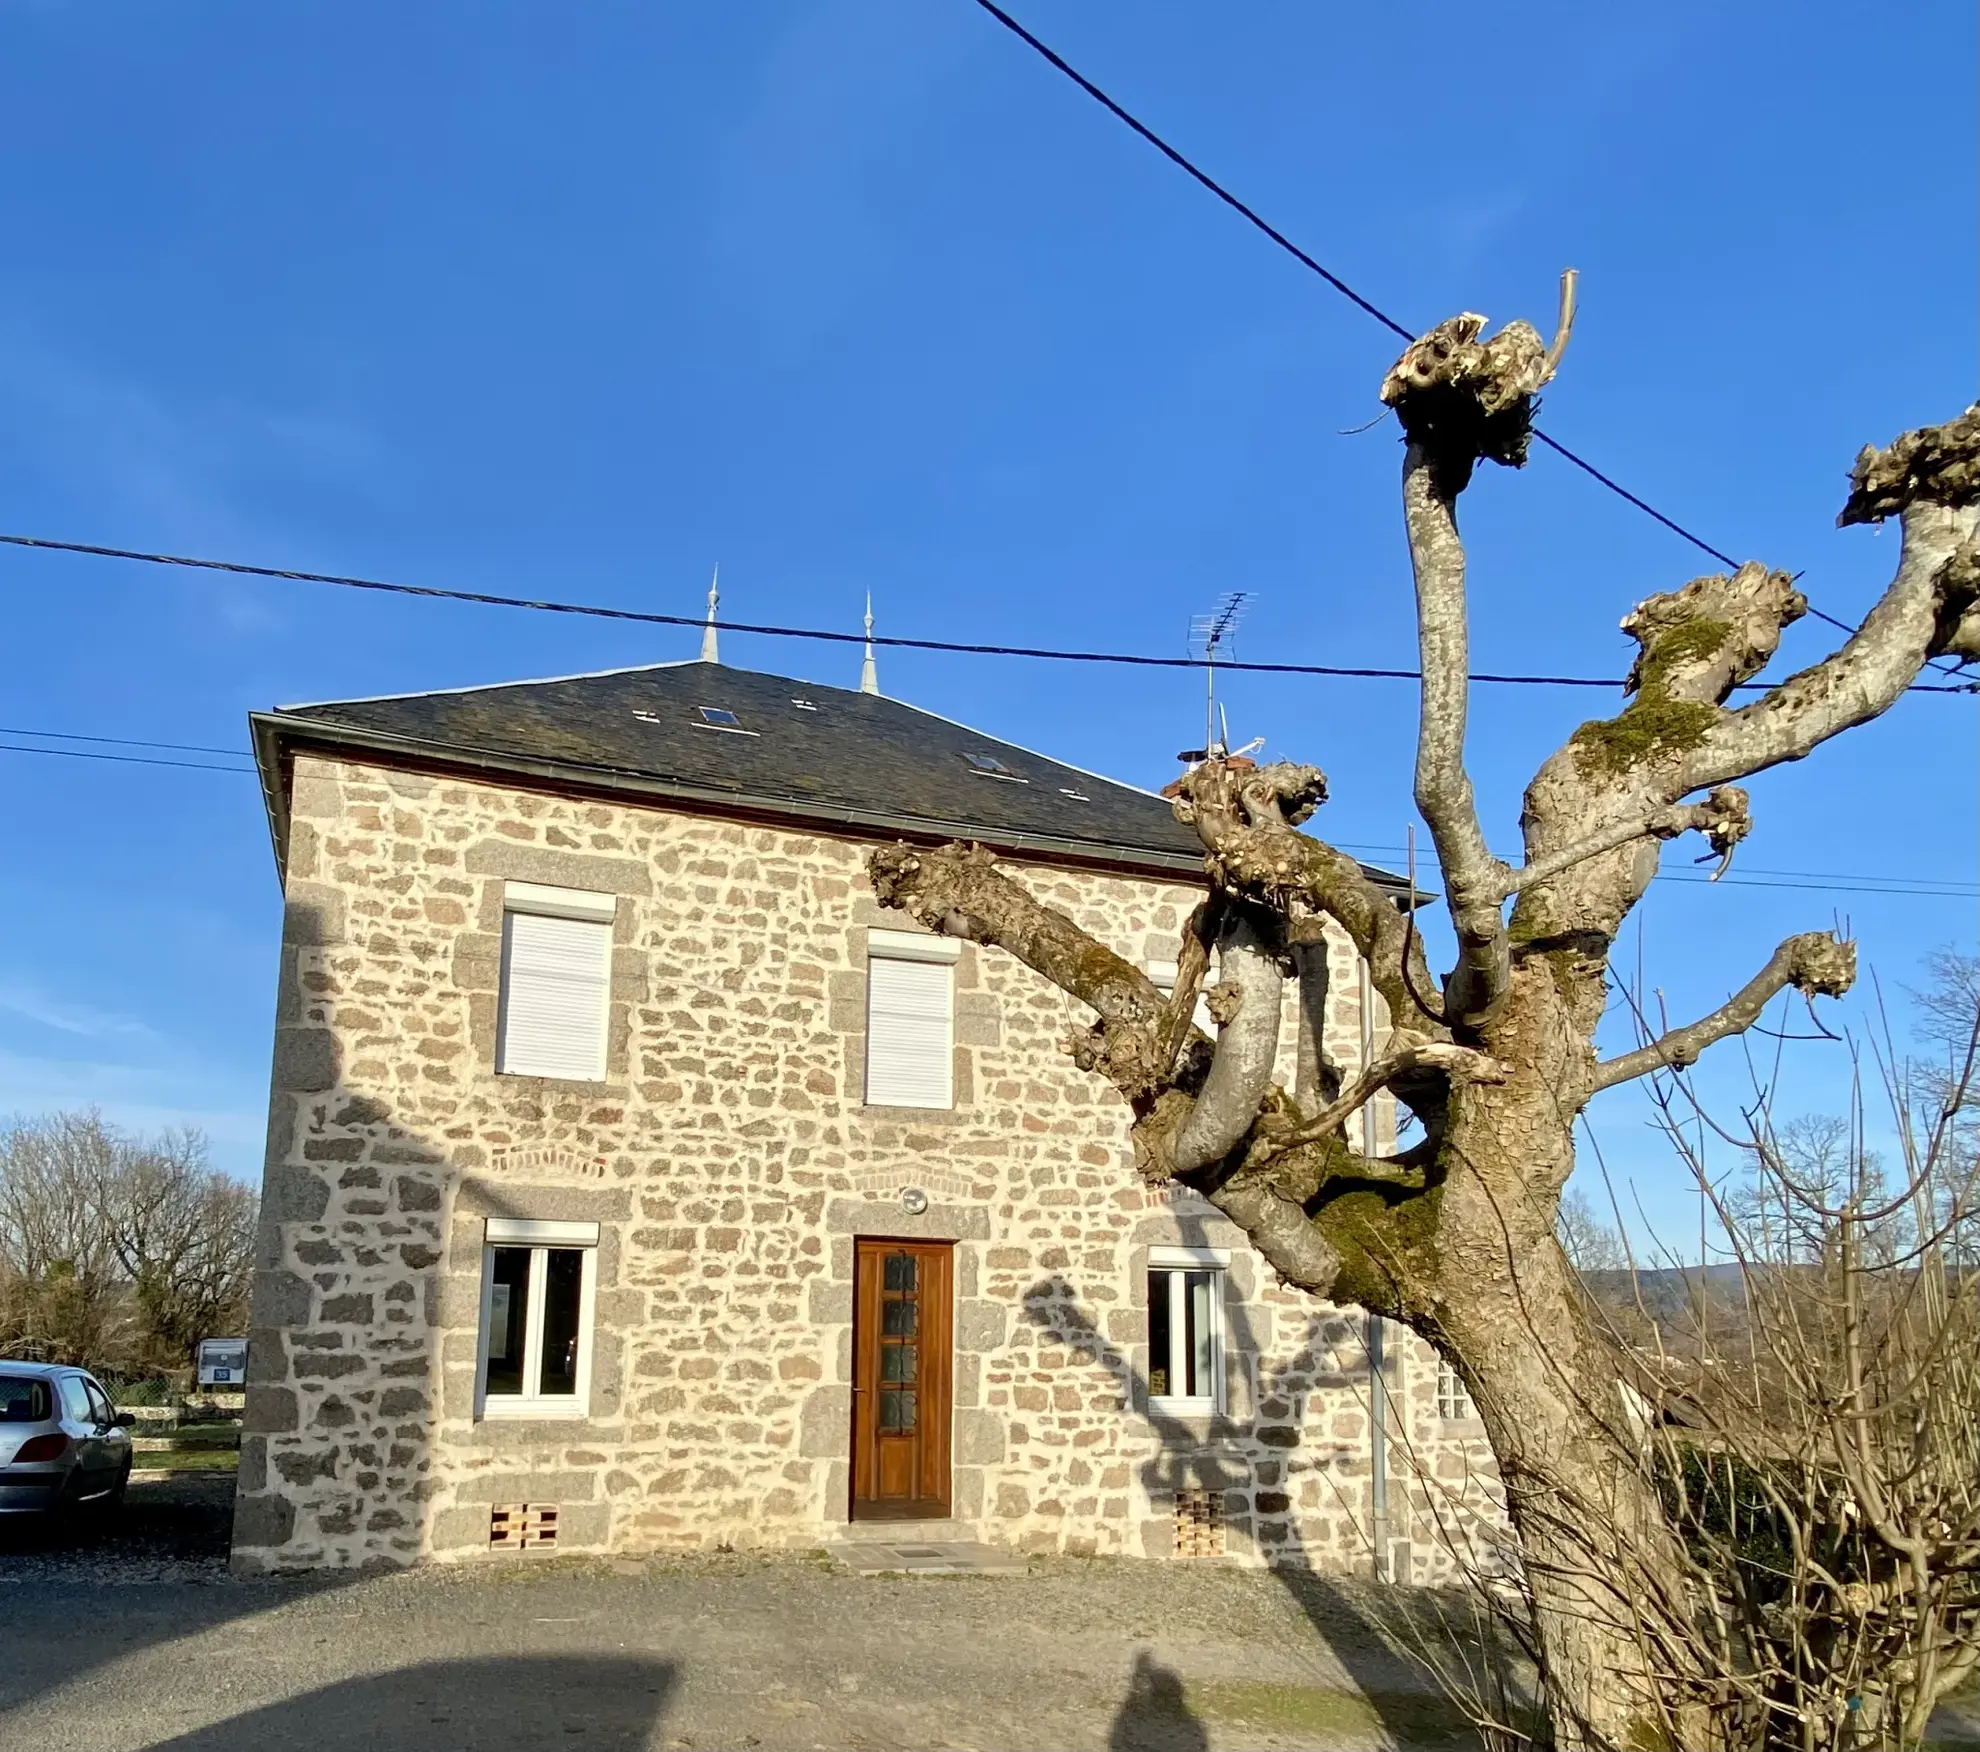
left=1187, top=591, right=1251, bottom=758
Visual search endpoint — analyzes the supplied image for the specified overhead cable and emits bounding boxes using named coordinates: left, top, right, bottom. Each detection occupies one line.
left=2, top=533, right=1972, bottom=694
left=961, top=0, right=1963, bottom=671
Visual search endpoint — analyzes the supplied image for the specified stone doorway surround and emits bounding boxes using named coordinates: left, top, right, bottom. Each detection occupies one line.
left=806, top=1193, right=1005, bottom=1537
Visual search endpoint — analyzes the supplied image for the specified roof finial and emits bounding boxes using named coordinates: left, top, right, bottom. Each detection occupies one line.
left=699, top=564, right=721, bottom=664
left=859, top=592, right=880, bottom=696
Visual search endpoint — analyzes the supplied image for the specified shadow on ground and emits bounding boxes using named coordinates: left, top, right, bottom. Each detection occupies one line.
left=1024, top=1271, right=1476, bottom=1750
left=1108, top=1651, right=1209, bottom=1752
left=141, top=1655, right=677, bottom=1751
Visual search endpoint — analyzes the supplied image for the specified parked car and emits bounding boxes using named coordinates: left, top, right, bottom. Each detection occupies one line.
left=0, top=1361, right=135, bottom=1516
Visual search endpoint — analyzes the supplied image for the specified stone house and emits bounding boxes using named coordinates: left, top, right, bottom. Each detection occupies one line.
left=231, top=645, right=1495, bottom=1576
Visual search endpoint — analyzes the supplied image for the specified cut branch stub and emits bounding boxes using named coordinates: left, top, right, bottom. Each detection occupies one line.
left=1567, top=564, right=1803, bottom=782
left=1680, top=786, right=1751, bottom=865
left=1380, top=311, right=1552, bottom=479
left=1839, top=405, right=1980, bottom=526
left=1786, top=930, right=1856, bottom=999
left=1620, top=565, right=1807, bottom=702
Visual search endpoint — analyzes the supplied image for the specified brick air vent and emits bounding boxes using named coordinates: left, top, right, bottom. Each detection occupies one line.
left=1174, top=1489, right=1223, bottom=1557
left=489, top=1503, right=560, bottom=1551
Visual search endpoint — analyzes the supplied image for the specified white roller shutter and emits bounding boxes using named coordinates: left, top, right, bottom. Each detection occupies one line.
left=865, top=954, right=954, bottom=1108
left=498, top=909, right=613, bottom=1080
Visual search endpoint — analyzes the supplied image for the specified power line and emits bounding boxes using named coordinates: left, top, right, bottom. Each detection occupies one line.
left=3, top=532, right=1973, bottom=695
left=962, top=0, right=1964, bottom=673
left=0, top=740, right=252, bottom=774
left=0, top=729, right=1967, bottom=901
left=0, top=724, right=246, bottom=759
left=1326, top=840, right=1977, bottom=901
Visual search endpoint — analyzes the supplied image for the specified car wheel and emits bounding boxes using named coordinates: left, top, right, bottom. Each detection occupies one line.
left=104, top=1461, right=131, bottom=1510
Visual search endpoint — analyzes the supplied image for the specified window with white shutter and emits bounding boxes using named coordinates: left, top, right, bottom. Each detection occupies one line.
left=864, top=929, right=959, bottom=1109
left=496, top=882, right=616, bottom=1081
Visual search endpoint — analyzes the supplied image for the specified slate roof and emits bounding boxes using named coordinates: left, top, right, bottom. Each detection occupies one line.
left=251, top=659, right=1408, bottom=891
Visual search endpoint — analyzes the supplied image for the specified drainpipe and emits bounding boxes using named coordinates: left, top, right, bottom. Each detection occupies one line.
left=1359, top=954, right=1392, bottom=1582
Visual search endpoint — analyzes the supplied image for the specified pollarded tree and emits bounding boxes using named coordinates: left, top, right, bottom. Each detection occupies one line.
left=869, top=294, right=1980, bottom=1751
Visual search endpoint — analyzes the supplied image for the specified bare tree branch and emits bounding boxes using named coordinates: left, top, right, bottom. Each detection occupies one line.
left=1498, top=786, right=1751, bottom=898
left=1253, top=1029, right=1507, bottom=1167
left=1592, top=931, right=1857, bottom=1091
left=1677, top=485, right=1979, bottom=794
left=867, top=841, right=1171, bottom=1094
left=1377, top=292, right=1577, bottom=1030
left=1401, top=438, right=1515, bottom=1028
left=1169, top=758, right=1443, bottom=1036
left=1153, top=897, right=1219, bottom=1081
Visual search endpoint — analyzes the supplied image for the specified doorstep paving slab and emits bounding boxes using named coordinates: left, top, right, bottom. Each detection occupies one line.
left=827, top=1539, right=1029, bottom=1576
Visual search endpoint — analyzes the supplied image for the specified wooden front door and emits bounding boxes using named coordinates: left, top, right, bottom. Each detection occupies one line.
left=851, top=1238, right=953, bottom=1520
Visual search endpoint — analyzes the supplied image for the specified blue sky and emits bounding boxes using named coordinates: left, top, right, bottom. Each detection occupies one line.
left=0, top=1, right=1972, bottom=1245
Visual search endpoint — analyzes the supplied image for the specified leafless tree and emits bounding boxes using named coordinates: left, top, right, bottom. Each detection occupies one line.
left=0, top=1111, right=255, bottom=1373
left=101, top=1127, right=258, bottom=1369
left=1558, top=1187, right=1627, bottom=1275
left=867, top=284, right=1979, bottom=1748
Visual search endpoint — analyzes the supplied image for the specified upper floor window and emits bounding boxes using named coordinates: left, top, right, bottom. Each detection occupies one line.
left=477, top=1218, right=600, bottom=1419
left=496, top=882, right=616, bottom=1081
left=1436, top=1357, right=1475, bottom=1420
left=864, top=928, right=959, bottom=1109
left=1147, top=1245, right=1228, bottom=1414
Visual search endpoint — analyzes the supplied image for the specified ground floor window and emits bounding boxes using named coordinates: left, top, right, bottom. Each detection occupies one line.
left=1146, top=1245, right=1228, bottom=1414
left=477, top=1218, right=600, bottom=1418
left=1436, top=1357, right=1475, bottom=1420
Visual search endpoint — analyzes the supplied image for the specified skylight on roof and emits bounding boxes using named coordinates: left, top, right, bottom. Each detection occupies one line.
left=1058, top=786, right=1090, bottom=802
left=791, top=698, right=818, bottom=712
left=692, top=705, right=759, bottom=737
left=965, top=752, right=1027, bottom=783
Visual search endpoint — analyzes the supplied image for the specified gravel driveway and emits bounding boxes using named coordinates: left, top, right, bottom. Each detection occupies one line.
left=0, top=1475, right=1489, bottom=1751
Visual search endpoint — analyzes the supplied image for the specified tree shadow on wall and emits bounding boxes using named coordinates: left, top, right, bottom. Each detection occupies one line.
left=1021, top=1273, right=1468, bottom=1752
left=139, top=1655, right=678, bottom=1751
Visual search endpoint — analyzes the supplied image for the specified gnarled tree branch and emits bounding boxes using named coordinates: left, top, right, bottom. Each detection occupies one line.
left=1591, top=930, right=1857, bottom=1091
left=1170, top=757, right=1443, bottom=1036
left=1170, top=908, right=1283, bottom=1174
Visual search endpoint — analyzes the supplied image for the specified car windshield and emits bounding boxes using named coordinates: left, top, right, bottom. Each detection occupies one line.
left=0, top=1376, right=51, bottom=1422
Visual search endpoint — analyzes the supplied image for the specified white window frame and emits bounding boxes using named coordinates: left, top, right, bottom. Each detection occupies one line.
left=1436, top=1357, right=1475, bottom=1421
left=1146, top=1244, right=1230, bottom=1415
left=495, top=882, right=616, bottom=1082
left=863, top=928, right=960, bottom=1110
left=475, top=1218, right=601, bottom=1421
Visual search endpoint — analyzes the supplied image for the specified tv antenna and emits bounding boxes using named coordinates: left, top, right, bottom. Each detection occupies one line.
left=1184, top=591, right=1252, bottom=761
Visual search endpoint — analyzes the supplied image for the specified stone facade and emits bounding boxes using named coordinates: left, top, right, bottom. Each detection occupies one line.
left=233, top=751, right=1497, bottom=1575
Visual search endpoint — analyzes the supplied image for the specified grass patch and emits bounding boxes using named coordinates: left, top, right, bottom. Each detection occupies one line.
left=132, top=1448, right=238, bottom=1474
left=1186, top=1678, right=1476, bottom=1744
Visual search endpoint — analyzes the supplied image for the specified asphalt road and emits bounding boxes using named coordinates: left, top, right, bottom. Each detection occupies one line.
left=0, top=1477, right=1483, bottom=1751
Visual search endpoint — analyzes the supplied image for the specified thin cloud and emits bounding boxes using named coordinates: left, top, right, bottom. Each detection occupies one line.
left=0, top=981, right=156, bottom=1041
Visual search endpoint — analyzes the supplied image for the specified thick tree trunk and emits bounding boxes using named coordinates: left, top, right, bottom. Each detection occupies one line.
left=1430, top=1071, right=1715, bottom=1752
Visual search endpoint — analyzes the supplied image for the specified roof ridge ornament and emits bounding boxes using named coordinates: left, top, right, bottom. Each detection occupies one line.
left=860, top=593, right=880, bottom=696
left=699, top=565, right=720, bottom=664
